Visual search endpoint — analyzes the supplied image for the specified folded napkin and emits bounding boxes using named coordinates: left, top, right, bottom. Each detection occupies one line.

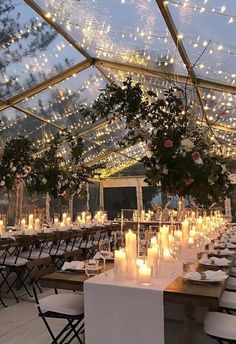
left=62, top=261, right=84, bottom=271
left=210, top=248, right=234, bottom=255
left=219, top=238, right=228, bottom=243
left=200, top=257, right=230, bottom=266
left=214, top=243, right=226, bottom=249
left=227, top=243, right=236, bottom=249
left=229, top=236, right=236, bottom=243
left=185, top=270, right=227, bottom=281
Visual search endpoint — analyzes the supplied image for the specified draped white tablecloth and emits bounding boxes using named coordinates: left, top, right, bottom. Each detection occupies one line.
left=84, top=266, right=177, bottom=344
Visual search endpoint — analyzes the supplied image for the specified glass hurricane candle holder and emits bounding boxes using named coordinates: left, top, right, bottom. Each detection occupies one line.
left=138, top=263, right=151, bottom=286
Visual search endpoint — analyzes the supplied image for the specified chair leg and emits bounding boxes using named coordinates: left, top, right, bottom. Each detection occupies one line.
left=0, top=270, right=19, bottom=303
left=40, top=313, right=57, bottom=344
left=0, top=296, right=7, bottom=307
left=65, top=319, right=84, bottom=344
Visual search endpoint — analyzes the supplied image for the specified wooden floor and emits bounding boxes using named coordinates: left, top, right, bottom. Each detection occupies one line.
left=0, top=290, right=216, bottom=344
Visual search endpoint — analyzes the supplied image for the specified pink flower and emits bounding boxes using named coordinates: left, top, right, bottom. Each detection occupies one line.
left=207, top=194, right=213, bottom=200
left=192, top=151, right=201, bottom=160
left=147, top=142, right=152, bottom=151
left=164, top=139, right=173, bottom=148
left=185, top=178, right=194, bottom=185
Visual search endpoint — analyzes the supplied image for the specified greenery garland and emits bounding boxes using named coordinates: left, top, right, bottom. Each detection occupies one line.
left=80, top=77, right=231, bottom=207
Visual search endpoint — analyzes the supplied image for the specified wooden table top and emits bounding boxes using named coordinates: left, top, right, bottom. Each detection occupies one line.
left=41, top=262, right=225, bottom=309
left=40, top=262, right=114, bottom=292
left=164, top=276, right=225, bottom=309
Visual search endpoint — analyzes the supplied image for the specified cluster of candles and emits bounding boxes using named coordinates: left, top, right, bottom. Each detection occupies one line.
left=93, top=211, right=107, bottom=224
left=115, top=211, right=226, bottom=285
left=20, top=214, right=41, bottom=232
left=16, top=210, right=107, bottom=233
left=133, top=210, right=154, bottom=222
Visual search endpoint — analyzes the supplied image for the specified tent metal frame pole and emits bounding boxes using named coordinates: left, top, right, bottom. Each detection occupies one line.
left=94, top=59, right=236, bottom=95
left=0, top=59, right=92, bottom=111
left=24, top=0, right=92, bottom=60
left=155, top=1, right=208, bottom=121
left=11, top=105, right=64, bottom=131
left=24, top=0, right=113, bottom=84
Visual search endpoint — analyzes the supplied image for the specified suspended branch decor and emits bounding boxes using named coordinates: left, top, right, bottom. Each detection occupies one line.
left=80, top=77, right=231, bottom=207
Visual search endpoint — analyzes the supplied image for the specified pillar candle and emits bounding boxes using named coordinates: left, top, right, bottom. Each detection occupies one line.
left=0, top=220, right=4, bottom=235
left=28, top=214, right=34, bottom=227
left=62, top=213, right=67, bottom=223
left=138, top=263, right=151, bottom=285
left=21, top=218, right=26, bottom=231
left=151, top=236, right=158, bottom=248
left=147, top=246, right=158, bottom=278
left=125, top=230, right=137, bottom=279
left=34, top=218, right=40, bottom=231
left=160, top=225, right=169, bottom=249
left=114, top=249, right=127, bottom=280
left=54, top=218, right=59, bottom=228
left=182, top=220, right=189, bottom=244
left=162, top=248, right=172, bottom=262
left=66, top=217, right=71, bottom=227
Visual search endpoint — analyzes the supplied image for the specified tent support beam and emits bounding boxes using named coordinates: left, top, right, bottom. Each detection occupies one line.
left=155, top=1, right=208, bottom=120
left=24, top=0, right=92, bottom=60
left=0, top=59, right=92, bottom=111
left=94, top=59, right=236, bottom=95
left=11, top=105, right=64, bottom=131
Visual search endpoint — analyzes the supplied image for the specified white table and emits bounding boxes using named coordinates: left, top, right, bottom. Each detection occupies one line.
left=84, top=267, right=176, bottom=344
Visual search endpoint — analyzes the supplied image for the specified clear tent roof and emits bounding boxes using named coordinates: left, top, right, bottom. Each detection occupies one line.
left=1, top=0, right=236, bottom=176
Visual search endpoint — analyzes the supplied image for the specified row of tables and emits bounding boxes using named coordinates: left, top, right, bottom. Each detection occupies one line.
left=40, top=226, right=236, bottom=344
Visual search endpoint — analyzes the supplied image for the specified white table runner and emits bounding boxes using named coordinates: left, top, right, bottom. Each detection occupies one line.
left=84, top=266, right=177, bottom=344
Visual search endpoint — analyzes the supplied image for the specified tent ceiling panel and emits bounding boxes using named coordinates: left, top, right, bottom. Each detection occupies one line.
left=98, top=142, right=147, bottom=178
left=0, top=106, right=58, bottom=151
left=0, top=0, right=85, bottom=101
left=33, top=0, right=186, bottom=74
left=201, top=88, right=236, bottom=128
left=168, top=1, right=236, bottom=86
left=1, top=68, right=107, bottom=142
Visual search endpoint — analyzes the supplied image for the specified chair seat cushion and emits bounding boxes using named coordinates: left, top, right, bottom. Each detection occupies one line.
left=43, top=248, right=65, bottom=256
left=231, top=267, right=236, bottom=277
left=226, top=277, right=236, bottom=290
left=0, top=256, right=28, bottom=266
left=220, top=291, right=236, bottom=309
left=39, top=293, right=84, bottom=316
left=19, top=251, right=50, bottom=260
left=204, top=312, right=236, bottom=340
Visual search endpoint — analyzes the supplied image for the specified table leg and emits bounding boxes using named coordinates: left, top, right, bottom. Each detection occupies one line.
left=182, top=305, right=196, bottom=344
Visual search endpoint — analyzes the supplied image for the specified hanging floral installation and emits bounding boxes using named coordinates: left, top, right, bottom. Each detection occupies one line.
left=80, top=77, right=231, bottom=207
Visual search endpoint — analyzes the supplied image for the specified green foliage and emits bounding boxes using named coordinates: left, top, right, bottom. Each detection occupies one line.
left=80, top=77, right=231, bottom=208
left=0, top=136, right=35, bottom=191
left=26, top=131, right=103, bottom=199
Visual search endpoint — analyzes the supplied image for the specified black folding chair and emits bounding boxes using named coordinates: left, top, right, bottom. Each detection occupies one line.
left=28, top=257, right=84, bottom=344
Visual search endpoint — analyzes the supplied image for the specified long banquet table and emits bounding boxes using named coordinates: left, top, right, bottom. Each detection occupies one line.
left=40, top=260, right=227, bottom=344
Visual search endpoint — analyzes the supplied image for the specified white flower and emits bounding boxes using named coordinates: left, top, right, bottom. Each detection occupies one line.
left=221, top=165, right=227, bottom=174
left=181, top=138, right=195, bottom=152
left=11, top=166, right=16, bottom=172
left=162, top=166, right=168, bottom=175
left=42, top=178, right=47, bottom=184
left=0, top=180, right=5, bottom=186
left=155, top=164, right=160, bottom=170
left=195, top=157, right=203, bottom=165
